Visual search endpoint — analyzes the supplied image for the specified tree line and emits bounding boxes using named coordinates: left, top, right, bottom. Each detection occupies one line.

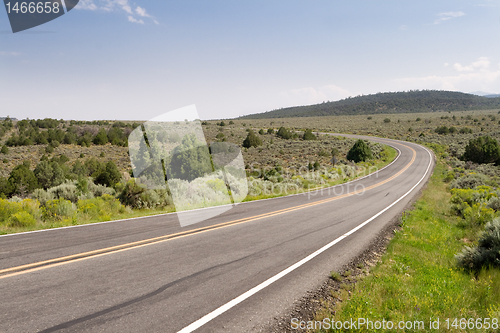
left=240, top=90, right=500, bottom=119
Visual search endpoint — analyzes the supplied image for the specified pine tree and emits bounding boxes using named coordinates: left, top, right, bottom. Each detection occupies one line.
left=347, top=140, right=373, bottom=163
left=242, top=130, right=262, bottom=148
left=302, top=129, right=317, bottom=140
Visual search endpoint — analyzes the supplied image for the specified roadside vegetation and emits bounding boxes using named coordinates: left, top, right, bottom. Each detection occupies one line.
left=0, top=116, right=397, bottom=234
left=312, top=141, right=500, bottom=332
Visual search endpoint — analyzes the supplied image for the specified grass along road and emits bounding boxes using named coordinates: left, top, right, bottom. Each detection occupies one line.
left=312, top=148, right=500, bottom=333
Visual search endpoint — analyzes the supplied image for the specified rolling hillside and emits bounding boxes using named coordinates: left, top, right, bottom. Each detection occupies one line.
left=239, top=90, right=500, bottom=119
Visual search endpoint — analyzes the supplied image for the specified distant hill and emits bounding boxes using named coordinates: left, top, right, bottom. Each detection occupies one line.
left=239, top=90, right=500, bottom=119
left=470, top=91, right=500, bottom=98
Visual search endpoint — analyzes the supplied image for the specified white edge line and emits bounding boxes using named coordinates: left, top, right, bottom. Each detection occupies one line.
left=177, top=145, right=433, bottom=333
left=1, top=137, right=401, bottom=238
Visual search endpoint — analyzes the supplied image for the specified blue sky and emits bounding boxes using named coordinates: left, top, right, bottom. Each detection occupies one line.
left=1, top=0, right=500, bottom=120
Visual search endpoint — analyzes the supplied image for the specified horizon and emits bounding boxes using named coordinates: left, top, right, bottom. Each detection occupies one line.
left=1, top=1, right=500, bottom=120
left=1, top=89, right=500, bottom=121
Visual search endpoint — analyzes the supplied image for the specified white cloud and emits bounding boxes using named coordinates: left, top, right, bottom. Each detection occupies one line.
left=394, top=57, right=500, bottom=93
left=77, top=0, right=97, bottom=10
left=127, top=16, right=144, bottom=24
left=434, top=11, right=465, bottom=24
left=114, top=0, right=132, bottom=14
left=279, top=84, right=355, bottom=107
left=77, top=0, right=130, bottom=12
left=453, top=57, right=490, bottom=72
left=135, top=6, right=148, bottom=17
left=76, top=0, right=157, bottom=24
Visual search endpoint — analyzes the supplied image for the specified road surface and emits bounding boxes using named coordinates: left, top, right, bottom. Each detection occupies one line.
left=0, top=136, right=434, bottom=332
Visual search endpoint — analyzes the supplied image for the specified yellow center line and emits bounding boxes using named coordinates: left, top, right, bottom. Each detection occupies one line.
left=0, top=143, right=416, bottom=280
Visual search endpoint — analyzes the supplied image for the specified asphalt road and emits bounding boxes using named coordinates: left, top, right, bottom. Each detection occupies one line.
left=0, top=136, right=434, bottom=333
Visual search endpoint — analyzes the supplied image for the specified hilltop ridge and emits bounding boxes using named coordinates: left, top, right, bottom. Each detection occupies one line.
left=239, top=90, right=500, bottom=119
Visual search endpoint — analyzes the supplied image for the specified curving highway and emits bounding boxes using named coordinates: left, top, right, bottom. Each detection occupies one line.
left=0, top=136, right=434, bottom=333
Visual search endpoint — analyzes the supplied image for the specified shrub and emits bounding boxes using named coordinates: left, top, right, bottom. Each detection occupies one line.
left=462, top=136, right=500, bottom=165
left=449, top=174, right=487, bottom=190
left=87, top=178, right=115, bottom=197
left=1, top=145, right=8, bottom=154
left=267, top=128, right=274, bottom=134
left=456, top=218, right=500, bottom=271
left=8, top=162, right=39, bottom=197
left=141, top=190, right=162, bottom=209
left=118, top=180, right=144, bottom=208
left=487, top=196, right=500, bottom=211
left=8, top=211, right=37, bottom=227
left=48, top=181, right=79, bottom=203
left=77, top=194, right=126, bottom=221
left=330, top=271, right=341, bottom=281
left=118, top=179, right=169, bottom=209
left=347, top=139, right=373, bottom=163
left=43, top=198, right=77, bottom=221
left=242, top=130, right=262, bottom=148
left=93, top=128, right=109, bottom=145
left=169, top=134, right=213, bottom=181
left=0, top=198, right=41, bottom=225
left=276, top=127, right=293, bottom=139
left=463, top=204, right=496, bottom=227
left=63, top=132, right=77, bottom=144
left=302, top=129, right=317, bottom=140
left=34, top=160, right=65, bottom=189
left=318, top=150, right=329, bottom=157
left=383, top=118, right=391, bottom=123
left=459, top=127, right=473, bottom=134
left=31, top=188, right=55, bottom=206
left=435, top=126, right=449, bottom=135
left=167, top=133, right=181, bottom=143
left=58, top=155, right=69, bottom=164
left=450, top=187, right=494, bottom=216
left=94, top=161, right=121, bottom=187
left=206, top=178, right=227, bottom=193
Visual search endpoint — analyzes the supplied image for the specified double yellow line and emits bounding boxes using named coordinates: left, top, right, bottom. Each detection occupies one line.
left=0, top=144, right=416, bottom=280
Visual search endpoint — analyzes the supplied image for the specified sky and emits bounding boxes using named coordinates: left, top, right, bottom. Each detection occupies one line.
left=1, top=0, right=500, bottom=120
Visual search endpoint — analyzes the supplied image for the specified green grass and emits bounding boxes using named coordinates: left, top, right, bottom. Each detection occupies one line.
left=243, top=145, right=397, bottom=202
left=0, top=206, right=175, bottom=235
left=313, top=153, right=500, bottom=332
